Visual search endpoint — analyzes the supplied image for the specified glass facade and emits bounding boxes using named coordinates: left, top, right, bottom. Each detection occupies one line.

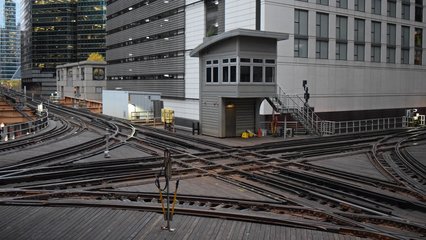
left=0, top=0, right=20, bottom=80
left=21, top=0, right=106, bottom=94
left=205, top=0, right=224, bottom=37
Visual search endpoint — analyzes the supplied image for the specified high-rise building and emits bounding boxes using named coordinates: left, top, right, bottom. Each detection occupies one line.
left=0, top=0, right=20, bottom=80
left=107, top=0, right=425, bottom=136
left=21, top=0, right=106, bottom=96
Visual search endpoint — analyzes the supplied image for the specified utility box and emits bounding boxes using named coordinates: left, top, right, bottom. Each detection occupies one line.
left=102, top=90, right=161, bottom=120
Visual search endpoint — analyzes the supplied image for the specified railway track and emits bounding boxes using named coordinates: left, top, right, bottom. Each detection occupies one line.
left=370, top=129, right=426, bottom=196
left=1, top=88, right=425, bottom=239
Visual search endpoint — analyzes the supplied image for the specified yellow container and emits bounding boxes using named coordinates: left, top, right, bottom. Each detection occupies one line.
left=161, top=108, right=174, bottom=124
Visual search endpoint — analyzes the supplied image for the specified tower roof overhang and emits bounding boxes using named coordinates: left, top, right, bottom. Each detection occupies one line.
left=190, top=28, right=289, bottom=57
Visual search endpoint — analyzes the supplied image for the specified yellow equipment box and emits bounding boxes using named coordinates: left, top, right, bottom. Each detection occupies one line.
left=161, top=108, right=175, bottom=124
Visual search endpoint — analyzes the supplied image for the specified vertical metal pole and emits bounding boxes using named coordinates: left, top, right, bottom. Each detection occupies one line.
left=166, top=173, right=170, bottom=229
left=23, top=86, right=27, bottom=103
left=162, top=149, right=174, bottom=232
left=283, top=115, right=287, bottom=140
left=104, top=128, right=110, bottom=158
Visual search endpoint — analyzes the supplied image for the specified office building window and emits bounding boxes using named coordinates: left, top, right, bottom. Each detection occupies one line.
left=316, top=13, right=329, bottom=38
left=316, top=13, right=329, bottom=59
left=295, top=39, right=308, bottom=58
left=371, top=21, right=381, bottom=62
left=354, top=19, right=365, bottom=42
left=401, top=26, right=410, bottom=64
left=295, top=9, right=308, bottom=58
left=205, top=0, right=220, bottom=37
left=354, top=18, right=365, bottom=61
left=336, top=43, right=347, bottom=60
left=317, top=0, right=329, bottom=5
left=387, top=0, right=396, bottom=17
left=295, top=10, right=308, bottom=36
left=371, top=21, right=381, bottom=44
left=336, top=16, right=347, bottom=40
left=415, top=28, right=423, bottom=65
left=371, top=46, right=381, bottom=62
left=337, top=0, right=347, bottom=9
left=355, top=0, right=365, bottom=12
left=387, top=24, right=396, bottom=63
left=316, top=41, right=329, bottom=59
left=354, top=44, right=365, bottom=61
left=372, top=0, right=381, bottom=15
left=387, top=48, right=396, bottom=63
left=402, top=0, right=410, bottom=20
left=336, top=16, right=347, bottom=60
left=415, top=0, right=423, bottom=22
left=387, top=24, right=396, bottom=46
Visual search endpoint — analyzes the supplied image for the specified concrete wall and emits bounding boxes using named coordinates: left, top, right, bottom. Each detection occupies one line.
left=263, top=0, right=426, bottom=114
left=106, top=0, right=186, bottom=98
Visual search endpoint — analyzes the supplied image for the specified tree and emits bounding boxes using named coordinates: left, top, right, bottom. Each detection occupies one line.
left=87, top=53, right=105, bottom=62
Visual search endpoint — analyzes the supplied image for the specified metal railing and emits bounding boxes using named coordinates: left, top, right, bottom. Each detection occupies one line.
left=0, top=112, right=49, bottom=142
left=330, top=117, right=407, bottom=135
left=270, top=86, right=409, bottom=136
left=272, top=86, right=323, bottom=135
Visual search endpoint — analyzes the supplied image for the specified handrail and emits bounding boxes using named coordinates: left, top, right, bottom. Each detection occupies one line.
left=0, top=112, right=49, bottom=142
left=272, top=86, right=408, bottom=136
left=275, top=86, right=323, bottom=135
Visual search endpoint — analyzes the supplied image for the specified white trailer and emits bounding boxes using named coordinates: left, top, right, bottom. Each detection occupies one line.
left=102, top=90, right=161, bottom=120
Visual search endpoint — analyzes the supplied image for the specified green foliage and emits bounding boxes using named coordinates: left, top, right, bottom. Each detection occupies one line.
left=0, top=80, right=21, bottom=90
left=87, top=52, right=105, bottom=62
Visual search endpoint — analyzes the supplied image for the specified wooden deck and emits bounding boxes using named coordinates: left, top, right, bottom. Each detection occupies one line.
left=0, top=205, right=365, bottom=240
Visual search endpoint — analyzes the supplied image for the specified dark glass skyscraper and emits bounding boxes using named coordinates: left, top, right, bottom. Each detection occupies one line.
left=0, top=0, right=20, bottom=80
left=21, top=0, right=106, bottom=96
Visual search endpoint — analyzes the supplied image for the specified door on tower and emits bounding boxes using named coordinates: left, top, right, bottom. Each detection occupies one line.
left=225, top=103, right=236, bottom=137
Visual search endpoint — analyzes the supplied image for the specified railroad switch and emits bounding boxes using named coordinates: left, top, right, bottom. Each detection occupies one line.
left=156, top=149, right=180, bottom=232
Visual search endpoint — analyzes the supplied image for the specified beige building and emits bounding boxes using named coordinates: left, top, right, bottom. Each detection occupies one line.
left=56, top=61, right=106, bottom=101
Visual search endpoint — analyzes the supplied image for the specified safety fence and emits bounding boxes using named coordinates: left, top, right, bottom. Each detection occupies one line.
left=259, top=116, right=408, bottom=137
left=0, top=113, right=49, bottom=142
left=322, top=117, right=407, bottom=135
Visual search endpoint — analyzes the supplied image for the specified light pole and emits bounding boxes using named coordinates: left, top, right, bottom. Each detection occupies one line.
left=104, top=128, right=111, bottom=158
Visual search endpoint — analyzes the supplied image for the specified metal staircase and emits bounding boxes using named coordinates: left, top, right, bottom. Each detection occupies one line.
left=267, top=86, right=334, bottom=136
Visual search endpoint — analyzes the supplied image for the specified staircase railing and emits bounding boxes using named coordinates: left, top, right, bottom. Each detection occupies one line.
left=269, top=86, right=409, bottom=136
left=272, top=86, right=325, bottom=135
